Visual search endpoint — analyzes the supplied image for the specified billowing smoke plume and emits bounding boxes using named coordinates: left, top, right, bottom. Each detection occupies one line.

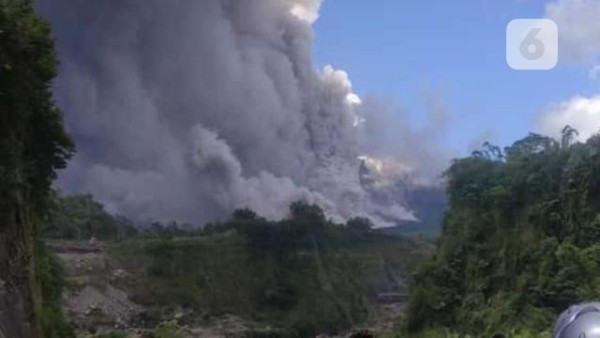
left=357, top=95, right=452, bottom=185
left=36, top=0, right=442, bottom=226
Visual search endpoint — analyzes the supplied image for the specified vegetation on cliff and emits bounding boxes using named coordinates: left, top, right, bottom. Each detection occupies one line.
left=406, top=127, right=600, bottom=336
left=0, top=0, right=74, bottom=336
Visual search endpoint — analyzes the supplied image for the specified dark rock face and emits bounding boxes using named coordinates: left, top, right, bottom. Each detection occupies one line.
left=0, top=213, right=35, bottom=338
left=0, top=284, right=30, bottom=338
left=347, top=330, right=375, bottom=338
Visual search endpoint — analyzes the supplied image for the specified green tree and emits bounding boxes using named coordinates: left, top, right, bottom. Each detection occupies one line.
left=289, top=200, right=326, bottom=225
left=561, top=125, right=579, bottom=149
left=406, top=127, right=600, bottom=336
left=346, top=217, right=374, bottom=232
left=43, top=192, right=138, bottom=241
left=0, top=0, right=74, bottom=336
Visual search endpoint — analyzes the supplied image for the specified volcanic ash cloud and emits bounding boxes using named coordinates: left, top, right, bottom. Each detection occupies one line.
left=37, top=0, right=415, bottom=226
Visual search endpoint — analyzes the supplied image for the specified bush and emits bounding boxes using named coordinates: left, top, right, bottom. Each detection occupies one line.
left=35, top=240, right=76, bottom=338
left=152, top=321, right=184, bottom=338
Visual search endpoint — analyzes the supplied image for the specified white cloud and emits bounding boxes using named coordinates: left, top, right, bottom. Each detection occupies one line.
left=544, top=0, right=600, bottom=65
left=535, top=95, right=600, bottom=140
left=537, top=1, right=600, bottom=142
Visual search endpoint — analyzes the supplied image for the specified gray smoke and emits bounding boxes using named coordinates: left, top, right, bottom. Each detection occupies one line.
left=36, top=0, right=446, bottom=226
left=357, top=95, right=453, bottom=185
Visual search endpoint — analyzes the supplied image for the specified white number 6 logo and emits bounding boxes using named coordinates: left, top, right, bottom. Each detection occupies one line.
left=507, top=19, right=558, bottom=70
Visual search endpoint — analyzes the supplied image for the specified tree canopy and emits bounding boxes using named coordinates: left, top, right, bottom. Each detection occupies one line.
left=0, top=1, right=74, bottom=336
left=43, top=192, right=138, bottom=241
left=0, top=0, right=74, bottom=213
left=406, top=127, right=600, bottom=336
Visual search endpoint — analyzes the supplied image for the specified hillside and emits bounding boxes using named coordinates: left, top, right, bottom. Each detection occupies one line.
left=405, top=130, right=600, bottom=337
left=45, top=199, right=433, bottom=338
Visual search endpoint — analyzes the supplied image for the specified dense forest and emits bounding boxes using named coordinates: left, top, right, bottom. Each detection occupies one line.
left=0, top=0, right=75, bottom=337
left=405, top=127, right=600, bottom=337
left=43, top=192, right=139, bottom=241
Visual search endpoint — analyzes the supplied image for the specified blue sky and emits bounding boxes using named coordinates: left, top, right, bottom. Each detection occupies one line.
left=312, top=0, right=600, bottom=154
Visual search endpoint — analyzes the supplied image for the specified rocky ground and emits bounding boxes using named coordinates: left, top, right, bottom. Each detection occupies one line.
left=47, top=240, right=406, bottom=338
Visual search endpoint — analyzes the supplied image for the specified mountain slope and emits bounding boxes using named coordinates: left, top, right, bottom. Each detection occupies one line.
left=47, top=202, right=433, bottom=337
left=406, top=131, right=600, bottom=336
